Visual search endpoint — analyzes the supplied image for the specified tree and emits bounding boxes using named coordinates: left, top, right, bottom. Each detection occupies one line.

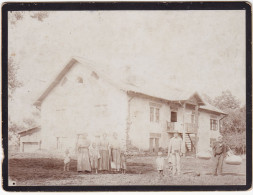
left=221, top=105, right=246, bottom=134
left=9, top=11, right=50, bottom=25
left=8, top=11, right=49, bottom=147
left=213, top=90, right=240, bottom=111
left=8, top=57, right=22, bottom=99
left=210, top=90, right=245, bottom=155
left=202, top=93, right=214, bottom=105
left=9, top=11, right=24, bottom=25
left=30, top=12, right=49, bottom=22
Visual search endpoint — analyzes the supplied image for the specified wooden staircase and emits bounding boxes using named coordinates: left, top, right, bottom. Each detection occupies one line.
left=185, top=134, right=196, bottom=152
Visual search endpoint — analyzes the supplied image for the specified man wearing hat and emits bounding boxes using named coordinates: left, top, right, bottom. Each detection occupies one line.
left=212, top=135, right=229, bottom=176
left=168, top=132, right=185, bottom=176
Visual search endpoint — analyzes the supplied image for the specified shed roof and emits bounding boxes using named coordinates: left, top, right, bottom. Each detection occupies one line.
left=18, top=126, right=41, bottom=137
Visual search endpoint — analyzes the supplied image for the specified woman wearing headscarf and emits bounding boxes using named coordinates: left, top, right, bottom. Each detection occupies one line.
left=99, top=133, right=110, bottom=172
left=110, top=132, right=121, bottom=172
left=76, top=133, right=91, bottom=173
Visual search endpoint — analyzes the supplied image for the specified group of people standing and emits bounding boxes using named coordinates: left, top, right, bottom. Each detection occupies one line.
left=64, top=131, right=230, bottom=177
left=156, top=132, right=230, bottom=177
left=64, top=132, right=126, bottom=174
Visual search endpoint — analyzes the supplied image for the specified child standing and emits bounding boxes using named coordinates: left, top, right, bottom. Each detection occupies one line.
left=120, top=151, right=127, bottom=174
left=89, top=142, right=100, bottom=174
left=64, top=149, right=71, bottom=172
left=156, top=151, right=165, bottom=178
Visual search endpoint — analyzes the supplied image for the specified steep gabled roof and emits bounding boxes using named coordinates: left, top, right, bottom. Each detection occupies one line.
left=34, top=57, right=226, bottom=115
left=34, top=58, right=77, bottom=106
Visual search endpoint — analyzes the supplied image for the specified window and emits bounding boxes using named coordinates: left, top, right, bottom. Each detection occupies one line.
left=171, top=111, right=177, bottom=122
left=150, top=107, right=154, bottom=122
left=155, top=108, right=160, bottom=122
left=210, top=119, right=218, bottom=131
left=150, top=107, right=160, bottom=123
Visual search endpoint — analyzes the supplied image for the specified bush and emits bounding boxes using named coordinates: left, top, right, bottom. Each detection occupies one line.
left=222, top=131, right=246, bottom=155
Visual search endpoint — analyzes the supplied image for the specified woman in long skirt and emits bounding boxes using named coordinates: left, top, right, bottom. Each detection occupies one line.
left=99, top=133, right=110, bottom=171
left=76, top=133, right=91, bottom=172
left=110, top=132, right=121, bottom=172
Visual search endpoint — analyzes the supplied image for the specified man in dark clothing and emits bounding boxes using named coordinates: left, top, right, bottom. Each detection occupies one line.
left=212, top=135, right=229, bottom=176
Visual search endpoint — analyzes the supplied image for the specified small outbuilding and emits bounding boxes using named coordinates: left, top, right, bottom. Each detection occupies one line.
left=18, top=127, right=41, bottom=152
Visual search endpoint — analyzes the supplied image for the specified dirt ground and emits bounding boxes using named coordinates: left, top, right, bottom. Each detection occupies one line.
left=8, top=152, right=246, bottom=186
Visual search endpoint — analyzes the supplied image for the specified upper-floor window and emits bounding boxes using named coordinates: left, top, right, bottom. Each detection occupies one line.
left=150, top=107, right=154, bottom=122
left=155, top=108, right=160, bottom=122
left=150, top=107, right=160, bottom=123
left=210, top=119, right=218, bottom=131
left=171, top=111, right=177, bottom=122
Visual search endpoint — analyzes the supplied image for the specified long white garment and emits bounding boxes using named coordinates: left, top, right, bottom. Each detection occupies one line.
left=168, top=137, right=184, bottom=154
left=171, top=153, right=181, bottom=175
left=156, top=157, right=165, bottom=171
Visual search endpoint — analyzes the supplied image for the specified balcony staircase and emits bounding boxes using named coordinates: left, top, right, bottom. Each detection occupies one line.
left=185, top=134, right=195, bottom=152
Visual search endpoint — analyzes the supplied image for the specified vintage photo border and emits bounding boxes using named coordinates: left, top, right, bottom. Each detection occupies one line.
left=1, top=1, right=252, bottom=191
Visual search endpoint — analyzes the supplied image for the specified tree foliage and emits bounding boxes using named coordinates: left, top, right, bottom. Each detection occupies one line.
left=30, top=12, right=49, bottom=22
left=8, top=11, right=49, bottom=145
left=208, top=90, right=246, bottom=154
left=8, top=57, right=22, bottom=99
left=9, top=11, right=49, bottom=25
left=213, top=90, right=240, bottom=111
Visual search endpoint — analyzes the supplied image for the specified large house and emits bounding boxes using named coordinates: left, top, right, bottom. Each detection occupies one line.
left=32, top=57, right=226, bottom=155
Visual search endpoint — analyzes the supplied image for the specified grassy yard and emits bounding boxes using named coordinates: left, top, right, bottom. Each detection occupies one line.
left=8, top=153, right=246, bottom=186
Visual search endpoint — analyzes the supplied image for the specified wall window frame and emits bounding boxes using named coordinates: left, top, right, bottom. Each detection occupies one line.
left=210, top=119, right=218, bottom=131
left=149, top=102, right=161, bottom=123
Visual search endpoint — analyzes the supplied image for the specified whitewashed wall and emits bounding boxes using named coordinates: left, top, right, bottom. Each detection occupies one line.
left=40, top=62, right=128, bottom=152
left=128, top=96, right=171, bottom=150
left=198, top=111, right=221, bottom=152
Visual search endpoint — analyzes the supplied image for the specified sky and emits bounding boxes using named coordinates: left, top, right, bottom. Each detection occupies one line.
left=8, top=10, right=246, bottom=123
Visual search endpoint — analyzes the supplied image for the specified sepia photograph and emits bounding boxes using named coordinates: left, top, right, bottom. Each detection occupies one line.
left=2, top=2, right=251, bottom=191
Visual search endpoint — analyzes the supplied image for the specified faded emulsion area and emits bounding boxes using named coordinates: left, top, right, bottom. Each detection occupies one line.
left=2, top=2, right=251, bottom=191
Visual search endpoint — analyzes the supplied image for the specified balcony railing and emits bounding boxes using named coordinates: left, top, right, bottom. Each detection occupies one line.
left=184, top=123, right=198, bottom=133
left=167, top=122, right=175, bottom=131
left=167, top=122, right=197, bottom=133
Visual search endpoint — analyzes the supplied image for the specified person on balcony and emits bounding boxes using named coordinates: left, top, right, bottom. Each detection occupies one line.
left=168, top=132, right=184, bottom=176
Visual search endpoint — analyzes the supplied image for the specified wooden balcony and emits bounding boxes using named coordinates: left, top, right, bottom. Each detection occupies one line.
left=166, top=122, right=183, bottom=133
left=184, top=123, right=198, bottom=133
left=167, top=122, right=197, bottom=134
